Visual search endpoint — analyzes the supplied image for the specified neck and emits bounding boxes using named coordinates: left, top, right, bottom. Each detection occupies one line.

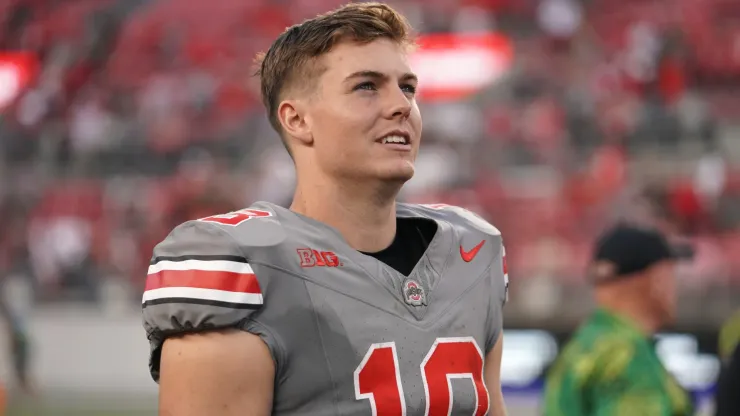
left=290, top=176, right=400, bottom=252
left=596, top=286, right=661, bottom=335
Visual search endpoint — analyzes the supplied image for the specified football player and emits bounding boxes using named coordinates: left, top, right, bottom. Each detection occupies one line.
left=142, top=3, right=509, bottom=415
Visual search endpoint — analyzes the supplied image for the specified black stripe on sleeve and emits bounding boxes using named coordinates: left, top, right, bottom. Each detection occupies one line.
left=142, top=297, right=262, bottom=310
left=150, top=254, right=249, bottom=265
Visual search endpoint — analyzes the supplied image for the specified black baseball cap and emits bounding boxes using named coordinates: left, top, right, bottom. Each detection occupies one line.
left=589, top=223, right=694, bottom=283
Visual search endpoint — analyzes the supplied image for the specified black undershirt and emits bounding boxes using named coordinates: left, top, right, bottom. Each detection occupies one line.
left=361, top=217, right=438, bottom=276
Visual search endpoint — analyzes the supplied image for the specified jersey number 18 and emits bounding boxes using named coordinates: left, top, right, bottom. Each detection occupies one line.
left=354, top=337, right=489, bottom=416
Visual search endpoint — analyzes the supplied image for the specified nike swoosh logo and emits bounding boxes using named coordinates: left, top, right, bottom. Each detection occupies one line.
left=460, top=240, right=486, bottom=262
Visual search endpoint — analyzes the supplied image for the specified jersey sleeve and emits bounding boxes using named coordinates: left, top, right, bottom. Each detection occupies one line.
left=486, top=237, right=507, bottom=353
left=142, top=220, right=263, bottom=382
left=500, top=243, right=509, bottom=306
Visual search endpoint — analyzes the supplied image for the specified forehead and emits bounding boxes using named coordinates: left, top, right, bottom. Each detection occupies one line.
left=320, top=38, right=412, bottom=78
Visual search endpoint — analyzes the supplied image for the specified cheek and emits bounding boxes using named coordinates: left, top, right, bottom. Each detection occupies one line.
left=411, top=109, right=423, bottom=154
left=313, top=102, right=375, bottom=150
left=649, top=275, right=667, bottom=299
left=656, top=273, right=676, bottom=302
left=412, top=103, right=422, bottom=123
left=410, top=105, right=422, bottom=131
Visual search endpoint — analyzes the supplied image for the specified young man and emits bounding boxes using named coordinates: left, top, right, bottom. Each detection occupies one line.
left=543, top=224, right=693, bottom=416
left=141, top=3, right=508, bottom=415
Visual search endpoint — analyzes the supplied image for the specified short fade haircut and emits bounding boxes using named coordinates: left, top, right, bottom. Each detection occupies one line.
left=254, top=2, right=415, bottom=146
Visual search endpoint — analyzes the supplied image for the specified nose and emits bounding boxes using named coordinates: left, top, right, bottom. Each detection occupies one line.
left=384, top=86, right=412, bottom=120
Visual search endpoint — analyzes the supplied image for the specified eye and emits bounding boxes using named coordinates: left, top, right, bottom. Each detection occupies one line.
left=354, top=81, right=377, bottom=91
left=400, top=83, right=417, bottom=95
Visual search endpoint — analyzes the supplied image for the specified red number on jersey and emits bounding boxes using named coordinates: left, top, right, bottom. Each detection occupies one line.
left=198, top=209, right=272, bottom=226
left=354, top=338, right=489, bottom=416
left=354, top=343, right=406, bottom=416
left=422, top=337, right=489, bottom=416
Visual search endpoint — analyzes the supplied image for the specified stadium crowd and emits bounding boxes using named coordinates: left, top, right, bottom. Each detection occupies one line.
left=0, top=0, right=738, bottom=326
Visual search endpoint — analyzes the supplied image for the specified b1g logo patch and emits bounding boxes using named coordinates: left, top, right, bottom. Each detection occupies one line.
left=297, top=248, right=341, bottom=268
left=402, top=279, right=427, bottom=307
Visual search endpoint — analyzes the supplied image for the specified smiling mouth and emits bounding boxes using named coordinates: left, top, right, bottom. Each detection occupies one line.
left=377, top=131, right=411, bottom=148
left=380, top=135, right=409, bottom=145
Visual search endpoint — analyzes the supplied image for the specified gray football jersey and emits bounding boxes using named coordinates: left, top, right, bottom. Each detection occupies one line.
left=142, top=201, right=508, bottom=415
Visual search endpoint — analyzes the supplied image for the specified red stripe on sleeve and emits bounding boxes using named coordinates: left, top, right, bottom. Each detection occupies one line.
left=145, top=270, right=262, bottom=294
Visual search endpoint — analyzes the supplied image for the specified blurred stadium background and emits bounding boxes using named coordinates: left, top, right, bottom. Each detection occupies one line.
left=0, top=0, right=739, bottom=414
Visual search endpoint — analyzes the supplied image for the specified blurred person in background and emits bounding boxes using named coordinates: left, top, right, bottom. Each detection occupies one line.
left=0, top=197, right=34, bottom=411
left=543, top=224, right=694, bottom=416
left=0, top=295, right=32, bottom=414
left=714, top=310, right=740, bottom=416
left=141, top=2, right=507, bottom=416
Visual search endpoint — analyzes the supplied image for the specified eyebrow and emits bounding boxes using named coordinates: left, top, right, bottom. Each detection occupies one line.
left=344, top=70, right=418, bottom=84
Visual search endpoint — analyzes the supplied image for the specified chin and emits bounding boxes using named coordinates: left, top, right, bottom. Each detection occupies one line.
left=376, top=162, right=415, bottom=182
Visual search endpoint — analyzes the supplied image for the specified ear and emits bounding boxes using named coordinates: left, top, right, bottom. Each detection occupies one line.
left=277, top=99, right=313, bottom=145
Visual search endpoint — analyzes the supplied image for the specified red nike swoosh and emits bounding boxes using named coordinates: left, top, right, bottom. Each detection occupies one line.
left=460, top=240, right=486, bottom=262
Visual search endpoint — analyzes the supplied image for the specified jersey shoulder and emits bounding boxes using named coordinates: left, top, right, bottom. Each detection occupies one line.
left=188, top=203, right=288, bottom=248
left=141, top=203, right=285, bottom=381
left=401, top=203, right=502, bottom=237
left=404, top=203, right=508, bottom=306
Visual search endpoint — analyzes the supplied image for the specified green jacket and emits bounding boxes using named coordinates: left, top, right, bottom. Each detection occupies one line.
left=543, top=308, right=693, bottom=416
left=719, top=309, right=740, bottom=361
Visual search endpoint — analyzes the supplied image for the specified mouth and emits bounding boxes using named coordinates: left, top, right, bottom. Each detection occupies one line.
left=376, top=131, right=412, bottom=150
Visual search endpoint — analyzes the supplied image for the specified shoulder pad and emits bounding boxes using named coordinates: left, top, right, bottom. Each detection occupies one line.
left=410, top=203, right=508, bottom=305
left=142, top=219, right=264, bottom=381
left=195, top=206, right=287, bottom=248
left=412, top=203, right=502, bottom=236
